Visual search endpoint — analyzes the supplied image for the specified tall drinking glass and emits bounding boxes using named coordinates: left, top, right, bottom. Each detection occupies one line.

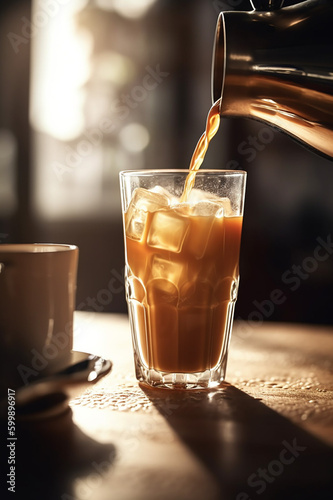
left=120, top=170, right=246, bottom=389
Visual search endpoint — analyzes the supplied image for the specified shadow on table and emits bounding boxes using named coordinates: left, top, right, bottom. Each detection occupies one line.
left=141, top=383, right=333, bottom=500
left=1, top=405, right=116, bottom=500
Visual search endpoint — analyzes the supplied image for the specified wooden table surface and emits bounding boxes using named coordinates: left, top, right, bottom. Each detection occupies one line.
left=13, top=312, right=333, bottom=500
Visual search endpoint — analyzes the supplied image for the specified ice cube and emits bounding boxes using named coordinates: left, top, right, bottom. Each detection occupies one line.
left=191, top=200, right=224, bottom=218
left=172, top=203, right=192, bottom=217
left=188, top=189, right=233, bottom=216
left=183, top=201, right=222, bottom=258
left=125, top=210, right=146, bottom=241
left=151, top=185, right=179, bottom=205
left=187, top=188, right=210, bottom=203
left=150, top=255, right=186, bottom=285
left=187, top=188, right=221, bottom=203
left=125, top=187, right=170, bottom=241
left=147, top=210, right=190, bottom=253
left=134, top=187, right=170, bottom=212
left=217, top=197, right=233, bottom=216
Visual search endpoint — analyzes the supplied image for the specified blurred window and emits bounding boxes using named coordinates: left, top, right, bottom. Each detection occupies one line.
left=30, top=0, right=156, bottom=221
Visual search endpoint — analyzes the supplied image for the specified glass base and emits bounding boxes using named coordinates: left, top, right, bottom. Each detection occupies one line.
left=133, top=354, right=228, bottom=390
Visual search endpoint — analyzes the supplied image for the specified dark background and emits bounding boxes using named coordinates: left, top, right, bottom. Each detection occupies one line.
left=0, top=0, right=332, bottom=325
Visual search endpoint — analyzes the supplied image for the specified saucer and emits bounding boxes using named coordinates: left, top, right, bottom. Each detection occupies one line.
left=10, top=351, right=112, bottom=419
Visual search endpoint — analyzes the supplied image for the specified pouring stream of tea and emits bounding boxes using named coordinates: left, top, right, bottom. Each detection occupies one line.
left=180, top=98, right=221, bottom=202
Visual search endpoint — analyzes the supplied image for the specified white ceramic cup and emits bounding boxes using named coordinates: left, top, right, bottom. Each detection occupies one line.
left=0, top=244, right=79, bottom=396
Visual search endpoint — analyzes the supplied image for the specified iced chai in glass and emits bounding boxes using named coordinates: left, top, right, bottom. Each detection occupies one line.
left=120, top=99, right=246, bottom=388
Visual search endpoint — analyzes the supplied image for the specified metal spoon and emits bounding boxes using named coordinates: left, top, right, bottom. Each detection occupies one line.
left=13, top=351, right=112, bottom=412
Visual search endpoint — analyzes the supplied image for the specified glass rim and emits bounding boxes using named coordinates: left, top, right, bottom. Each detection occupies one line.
left=120, top=169, right=247, bottom=177
left=0, top=243, right=78, bottom=254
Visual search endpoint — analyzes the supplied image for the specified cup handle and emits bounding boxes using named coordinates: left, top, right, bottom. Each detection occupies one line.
left=0, top=263, right=4, bottom=274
